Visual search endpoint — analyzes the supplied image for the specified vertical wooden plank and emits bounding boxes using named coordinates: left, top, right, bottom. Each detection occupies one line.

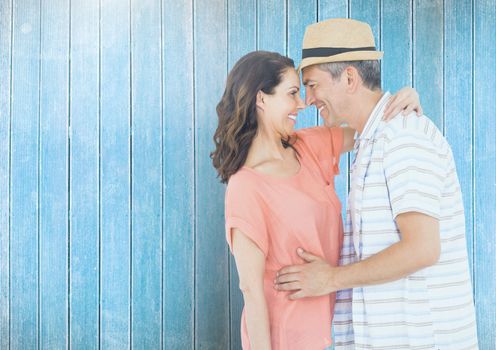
left=318, top=0, right=347, bottom=20
left=444, top=0, right=474, bottom=275
left=257, top=0, right=286, bottom=53
left=414, top=0, right=443, bottom=129
left=10, top=0, right=40, bottom=347
left=0, top=0, right=12, bottom=348
left=288, top=0, right=317, bottom=129
left=194, top=0, right=229, bottom=348
left=381, top=0, right=412, bottom=92
left=100, top=0, right=131, bottom=347
left=162, top=0, right=195, bottom=348
left=130, top=0, right=162, bottom=348
left=69, top=0, right=100, bottom=348
left=227, top=2, right=256, bottom=348
left=229, top=0, right=256, bottom=64
left=39, top=0, right=69, bottom=348
left=317, top=0, right=349, bottom=221
left=474, top=0, right=496, bottom=347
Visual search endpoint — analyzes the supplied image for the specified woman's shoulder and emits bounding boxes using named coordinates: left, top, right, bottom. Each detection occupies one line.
left=225, top=168, right=268, bottom=211
left=226, top=168, right=259, bottom=194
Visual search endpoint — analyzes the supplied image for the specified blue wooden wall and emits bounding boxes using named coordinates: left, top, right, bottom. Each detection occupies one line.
left=0, top=0, right=494, bottom=349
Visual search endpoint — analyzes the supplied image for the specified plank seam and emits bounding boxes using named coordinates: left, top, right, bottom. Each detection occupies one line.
left=98, top=0, right=102, bottom=347
left=411, top=0, right=414, bottom=88
left=192, top=0, right=197, bottom=348
left=379, top=0, right=382, bottom=84
left=442, top=0, right=446, bottom=135
left=347, top=0, right=351, bottom=196
left=37, top=0, right=43, bottom=346
left=470, top=0, right=476, bottom=297
left=255, top=0, right=258, bottom=50
left=285, top=0, right=288, bottom=56
left=8, top=0, right=13, bottom=347
left=316, top=0, right=319, bottom=22
left=225, top=0, right=231, bottom=348
left=67, top=0, right=72, bottom=348
left=159, top=0, right=164, bottom=348
left=129, top=0, right=133, bottom=346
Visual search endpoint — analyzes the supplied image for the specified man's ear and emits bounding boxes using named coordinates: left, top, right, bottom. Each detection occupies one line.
left=256, top=91, right=265, bottom=110
left=345, top=66, right=360, bottom=93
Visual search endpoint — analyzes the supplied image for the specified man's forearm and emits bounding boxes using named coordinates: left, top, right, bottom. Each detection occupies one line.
left=275, top=213, right=440, bottom=298
left=333, top=240, right=436, bottom=291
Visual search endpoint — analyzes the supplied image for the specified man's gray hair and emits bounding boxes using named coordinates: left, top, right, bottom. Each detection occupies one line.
left=318, top=60, right=381, bottom=91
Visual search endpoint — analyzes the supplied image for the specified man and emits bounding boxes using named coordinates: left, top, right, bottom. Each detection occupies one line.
left=274, top=18, right=478, bottom=349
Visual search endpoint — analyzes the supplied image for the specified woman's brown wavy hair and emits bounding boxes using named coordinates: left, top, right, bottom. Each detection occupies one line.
left=211, top=51, right=295, bottom=183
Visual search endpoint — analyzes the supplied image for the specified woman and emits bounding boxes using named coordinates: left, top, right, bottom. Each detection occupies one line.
left=211, top=51, right=421, bottom=350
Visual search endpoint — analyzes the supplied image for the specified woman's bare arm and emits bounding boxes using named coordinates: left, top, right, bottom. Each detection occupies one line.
left=231, top=228, right=271, bottom=350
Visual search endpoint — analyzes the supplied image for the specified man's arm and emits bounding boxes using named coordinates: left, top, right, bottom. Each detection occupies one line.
left=274, top=212, right=440, bottom=299
left=232, top=228, right=272, bottom=349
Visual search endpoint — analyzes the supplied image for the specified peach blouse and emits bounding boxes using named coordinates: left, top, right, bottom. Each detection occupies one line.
left=225, top=127, right=344, bottom=350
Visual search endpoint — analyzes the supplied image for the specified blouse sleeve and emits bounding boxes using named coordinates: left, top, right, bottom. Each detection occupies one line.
left=224, top=174, right=269, bottom=256
left=297, top=126, right=344, bottom=176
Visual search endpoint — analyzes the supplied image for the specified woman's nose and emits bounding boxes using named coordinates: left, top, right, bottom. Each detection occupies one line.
left=305, top=92, right=315, bottom=106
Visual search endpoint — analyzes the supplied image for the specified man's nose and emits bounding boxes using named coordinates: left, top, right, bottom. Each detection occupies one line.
left=305, top=92, right=315, bottom=106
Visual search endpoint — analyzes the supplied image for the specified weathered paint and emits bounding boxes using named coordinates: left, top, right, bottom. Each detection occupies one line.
left=0, top=0, right=494, bottom=349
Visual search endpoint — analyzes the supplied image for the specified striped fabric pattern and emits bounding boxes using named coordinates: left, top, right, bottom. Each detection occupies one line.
left=333, top=93, right=478, bottom=350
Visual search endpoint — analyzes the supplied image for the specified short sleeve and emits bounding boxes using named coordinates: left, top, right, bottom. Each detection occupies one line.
left=383, top=129, right=445, bottom=219
left=296, top=126, right=344, bottom=175
left=224, top=174, right=269, bottom=256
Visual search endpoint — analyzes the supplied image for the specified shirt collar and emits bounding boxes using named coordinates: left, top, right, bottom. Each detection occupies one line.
left=354, top=91, right=391, bottom=144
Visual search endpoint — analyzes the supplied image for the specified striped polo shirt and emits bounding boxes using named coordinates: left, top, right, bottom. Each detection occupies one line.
left=333, top=92, right=478, bottom=350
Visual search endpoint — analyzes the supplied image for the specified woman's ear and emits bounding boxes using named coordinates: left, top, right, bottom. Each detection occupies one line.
left=256, top=91, right=265, bottom=110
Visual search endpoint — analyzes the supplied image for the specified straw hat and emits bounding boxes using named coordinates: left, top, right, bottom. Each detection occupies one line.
left=298, top=18, right=383, bottom=72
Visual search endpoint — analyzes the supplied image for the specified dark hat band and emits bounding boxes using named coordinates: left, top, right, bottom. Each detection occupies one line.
left=302, top=46, right=376, bottom=59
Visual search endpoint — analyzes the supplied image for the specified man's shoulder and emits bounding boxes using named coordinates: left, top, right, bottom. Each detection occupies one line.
left=376, top=113, right=454, bottom=168
left=378, top=112, right=444, bottom=146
